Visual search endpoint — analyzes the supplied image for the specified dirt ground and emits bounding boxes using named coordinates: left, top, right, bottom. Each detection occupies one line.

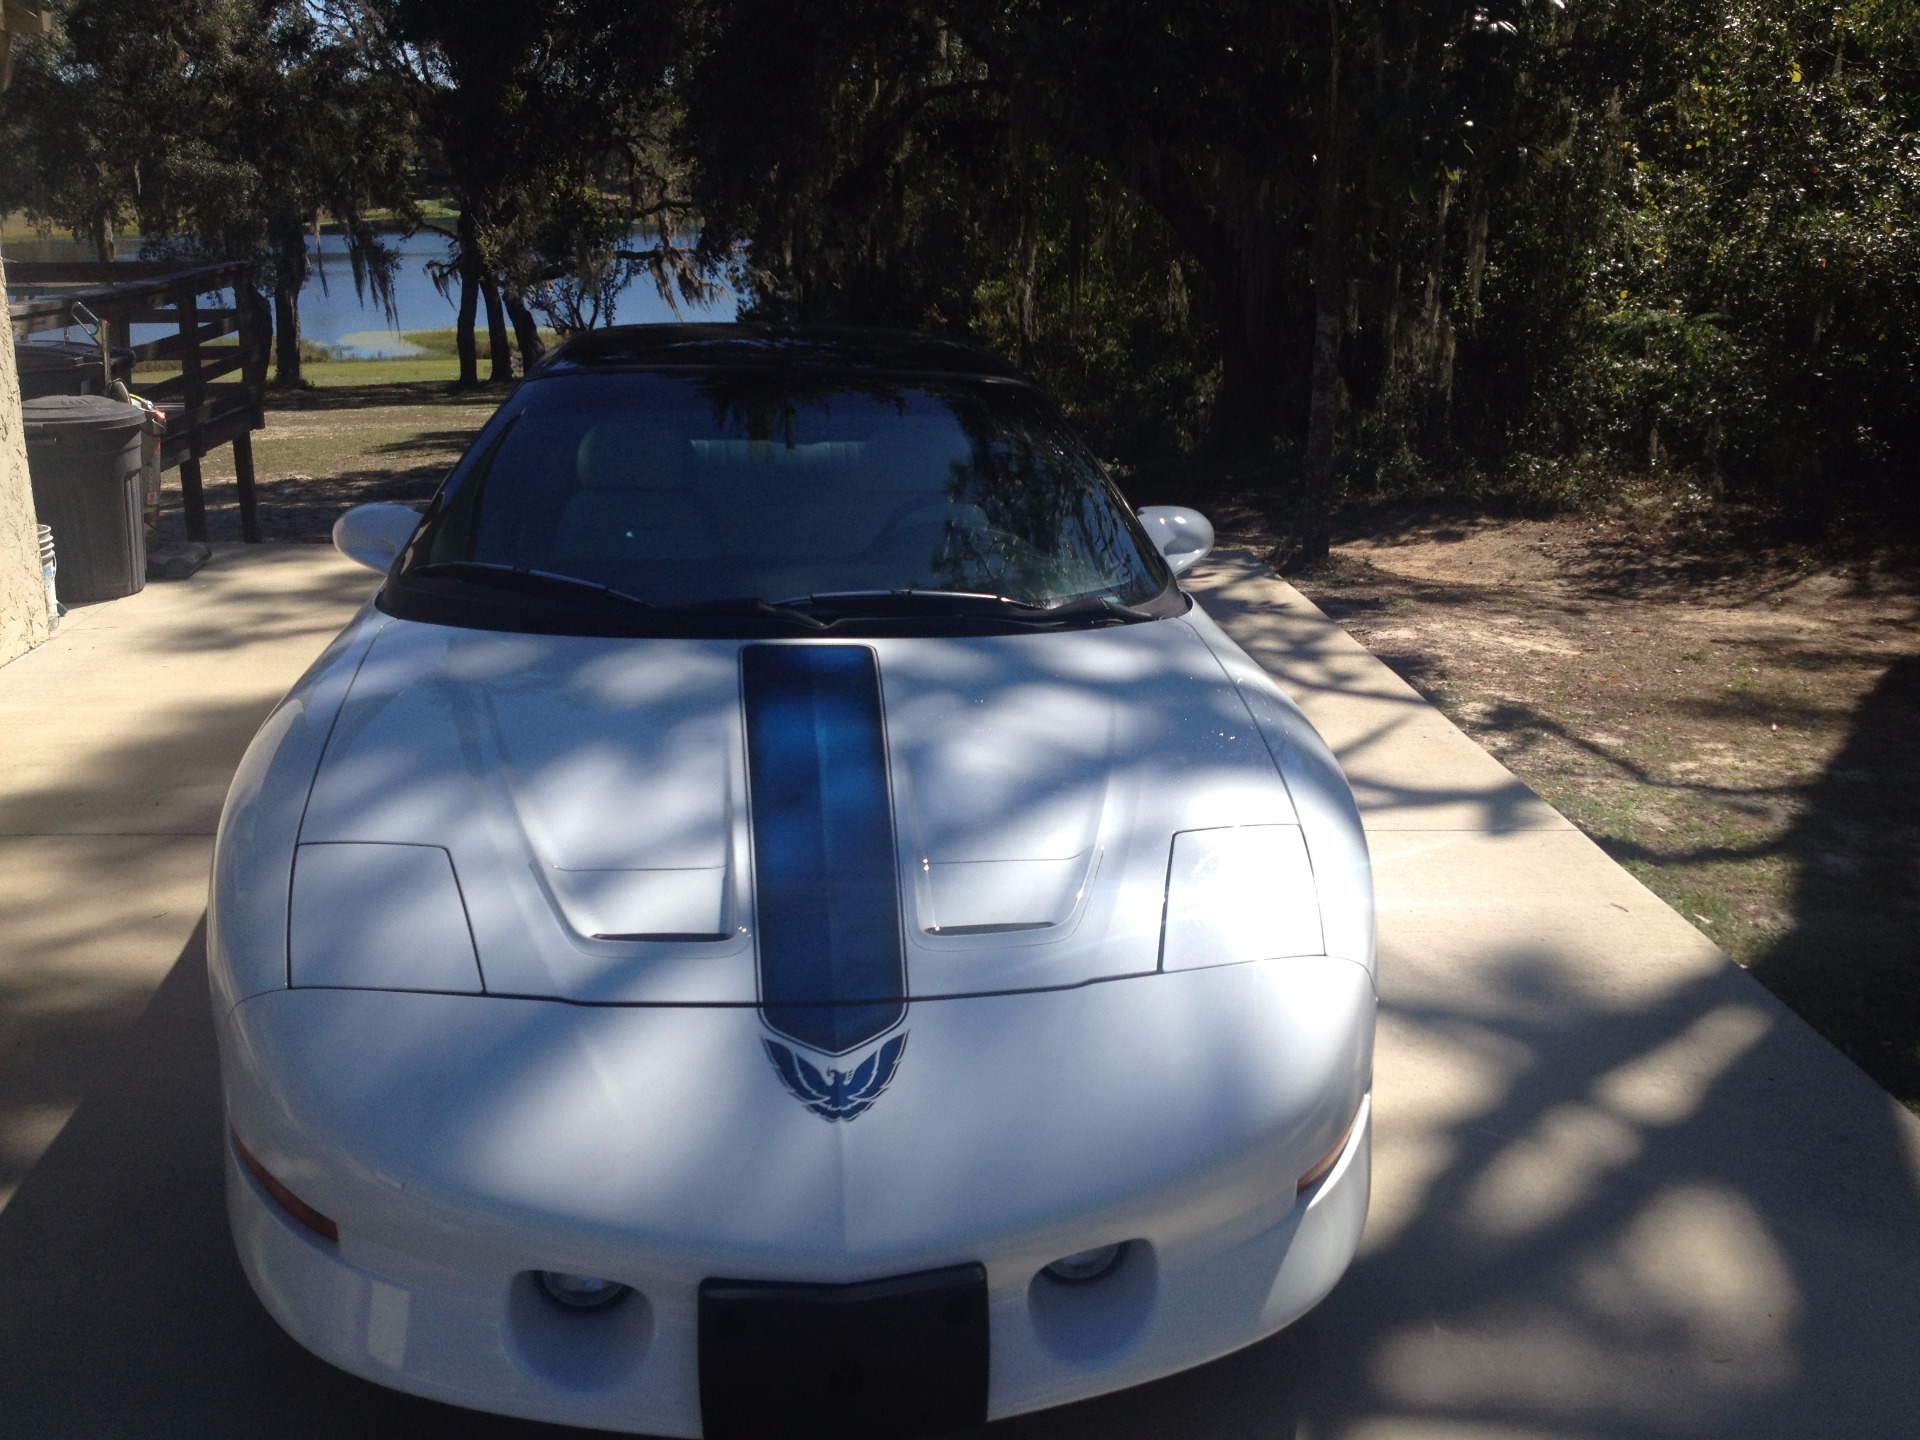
left=154, top=383, right=1920, bottom=1110
left=1289, top=512, right=1920, bottom=1111
left=153, top=381, right=500, bottom=545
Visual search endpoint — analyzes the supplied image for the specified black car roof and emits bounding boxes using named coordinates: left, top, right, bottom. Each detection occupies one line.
left=531, top=323, right=1029, bottom=382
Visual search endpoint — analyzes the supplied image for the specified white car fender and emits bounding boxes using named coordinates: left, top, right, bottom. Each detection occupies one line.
left=1179, top=604, right=1376, bottom=980
left=209, top=601, right=391, bottom=1010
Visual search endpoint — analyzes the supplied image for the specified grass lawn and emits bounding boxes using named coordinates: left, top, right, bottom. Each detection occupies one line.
left=300, top=327, right=560, bottom=371
left=152, top=365, right=503, bottom=544
left=303, top=355, right=479, bottom=386
left=1, top=213, right=51, bottom=245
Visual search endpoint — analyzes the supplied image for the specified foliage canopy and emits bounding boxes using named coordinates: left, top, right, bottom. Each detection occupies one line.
left=3, top=0, right=1916, bottom=530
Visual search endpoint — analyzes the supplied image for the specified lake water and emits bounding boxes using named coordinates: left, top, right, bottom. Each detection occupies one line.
left=5, top=230, right=738, bottom=357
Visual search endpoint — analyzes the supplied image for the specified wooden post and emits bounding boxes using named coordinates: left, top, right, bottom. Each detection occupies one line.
left=233, top=283, right=266, bottom=541
left=177, top=283, right=207, bottom=542
left=232, top=431, right=260, bottom=543
left=240, top=283, right=269, bottom=426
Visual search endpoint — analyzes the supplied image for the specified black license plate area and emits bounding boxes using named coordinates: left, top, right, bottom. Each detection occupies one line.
left=698, top=1263, right=988, bottom=1440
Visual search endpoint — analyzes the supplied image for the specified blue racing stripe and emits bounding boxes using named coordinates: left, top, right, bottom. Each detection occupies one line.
left=742, top=645, right=905, bottom=1055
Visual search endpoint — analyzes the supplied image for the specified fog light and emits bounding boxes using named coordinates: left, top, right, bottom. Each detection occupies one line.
left=538, top=1271, right=631, bottom=1310
left=1044, top=1243, right=1125, bottom=1283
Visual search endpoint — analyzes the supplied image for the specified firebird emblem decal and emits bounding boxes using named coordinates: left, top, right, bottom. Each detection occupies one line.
left=763, top=1033, right=908, bottom=1122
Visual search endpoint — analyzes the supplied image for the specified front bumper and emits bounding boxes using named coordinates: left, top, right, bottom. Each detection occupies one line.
left=220, top=955, right=1374, bottom=1435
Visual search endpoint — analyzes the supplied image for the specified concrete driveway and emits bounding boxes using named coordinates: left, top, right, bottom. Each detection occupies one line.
left=0, top=545, right=1915, bottom=1439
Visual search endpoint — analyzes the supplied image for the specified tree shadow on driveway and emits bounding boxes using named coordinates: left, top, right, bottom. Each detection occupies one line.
left=3, top=923, right=1917, bottom=1437
left=1749, top=654, right=1920, bottom=1107
left=2, top=551, right=1917, bottom=1438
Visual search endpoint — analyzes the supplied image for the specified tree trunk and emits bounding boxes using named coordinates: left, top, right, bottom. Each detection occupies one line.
left=1464, top=188, right=1490, bottom=316
left=273, top=283, right=303, bottom=388
left=455, top=211, right=482, bottom=388
left=91, top=210, right=113, bottom=264
left=455, top=269, right=481, bottom=387
left=271, top=227, right=311, bottom=388
left=504, top=289, right=545, bottom=372
left=1212, top=222, right=1298, bottom=457
left=1383, top=234, right=1403, bottom=396
left=481, top=273, right=512, bottom=383
left=1138, top=161, right=1302, bottom=457
left=1215, top=327, right=1293, bottom=455
left=1421, top=179, right=1454, bottom=444
left=1299, top=0, right=1345, bottom=567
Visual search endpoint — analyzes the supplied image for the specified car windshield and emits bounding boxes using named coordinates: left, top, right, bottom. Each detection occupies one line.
left=400, top=369, right=1169, bottom=624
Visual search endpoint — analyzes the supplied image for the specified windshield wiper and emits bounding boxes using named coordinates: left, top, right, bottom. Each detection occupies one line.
left=406, top=568, right=1155, bottom=631
left=764, top=589, right=1156, bottom=627
left=410, top=567, right=831, bottom=629
left=657, top=595, right=831, bottom=629
left=410, top=562, right=656, bottom=610
left=1007, top=594, right=1158, bottom=625
left=775, top=588, right=1013, bottom=608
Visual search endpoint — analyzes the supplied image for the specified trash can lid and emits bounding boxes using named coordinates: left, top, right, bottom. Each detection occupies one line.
left=21, top=393, right=148, bottom=434
left=14, top=339, right=105, bottom=371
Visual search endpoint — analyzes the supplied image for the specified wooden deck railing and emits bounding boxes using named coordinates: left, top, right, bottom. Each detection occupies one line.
left=6, top=260, right=271, bottom=542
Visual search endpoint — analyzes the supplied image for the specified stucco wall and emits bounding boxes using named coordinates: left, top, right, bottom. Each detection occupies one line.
left=0, top=256, right=53, bottom=666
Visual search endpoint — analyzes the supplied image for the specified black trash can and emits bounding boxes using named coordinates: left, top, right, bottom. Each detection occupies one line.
left=22, top=395, right=148, bottom=603
left=13, top=339, right=136, bottom=400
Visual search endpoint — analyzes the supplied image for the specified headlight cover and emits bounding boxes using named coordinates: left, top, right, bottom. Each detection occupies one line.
left=289, top=841, right=484, bottom=992
left=1160, top=825, right=1323, bottom=972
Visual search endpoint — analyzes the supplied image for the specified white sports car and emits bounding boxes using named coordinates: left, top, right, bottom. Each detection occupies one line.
left=211, top=326, right=1375, bottom=1438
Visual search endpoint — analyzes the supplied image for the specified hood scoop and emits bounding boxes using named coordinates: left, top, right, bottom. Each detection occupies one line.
left=918, top=853, right=1097, bottom=935
left=302, top=625, right=761, bottom=1004
left=544, top=868, right=730, bottom=942
left=885, top=646, right=1115, bottom=937
left=488, top=645, right=742, bottom=943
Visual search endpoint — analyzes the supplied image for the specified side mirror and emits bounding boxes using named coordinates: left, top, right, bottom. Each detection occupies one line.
left=1136, top=506, right=1215, bottom=577
left=333, top=503, right=423, bottom=574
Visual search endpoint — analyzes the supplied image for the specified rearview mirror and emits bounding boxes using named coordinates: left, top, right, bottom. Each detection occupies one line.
left=1136, top=506, right=1215, bottom=577
left=333, top=503, right=423, bottom=574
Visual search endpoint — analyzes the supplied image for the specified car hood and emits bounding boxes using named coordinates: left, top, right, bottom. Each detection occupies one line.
left=297, top=616, right=1303, bottom=1003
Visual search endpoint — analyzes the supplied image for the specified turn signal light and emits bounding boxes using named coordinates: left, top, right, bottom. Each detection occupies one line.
left=1297, top=1114, right=1359, bottom=1194
left=232, top=1130, right=339, bottom=1242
